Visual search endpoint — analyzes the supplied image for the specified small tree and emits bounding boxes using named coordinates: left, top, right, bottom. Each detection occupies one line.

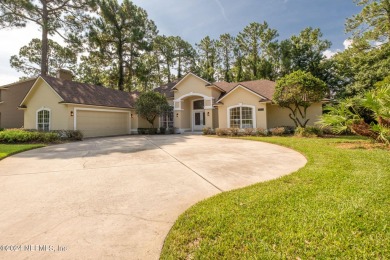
left=135, top=92, right=170, bottom=127
left=273, top=70, right=328, bottom=127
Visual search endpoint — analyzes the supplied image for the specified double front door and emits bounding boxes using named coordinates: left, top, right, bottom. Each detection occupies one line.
left=193, top=110, right=205, bottom=131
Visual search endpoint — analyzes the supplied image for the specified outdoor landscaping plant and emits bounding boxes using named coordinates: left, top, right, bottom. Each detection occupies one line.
left=273, top=70, right=328, bottom=128
left=319, top=84, right=390, bottom=144
left=0, top=129, right=83, bottom=143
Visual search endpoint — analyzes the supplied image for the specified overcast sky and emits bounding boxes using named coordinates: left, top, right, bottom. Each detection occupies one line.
left=0, top=0, right=361, bottom=85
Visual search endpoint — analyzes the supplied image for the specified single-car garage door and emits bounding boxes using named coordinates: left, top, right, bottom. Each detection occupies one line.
left=76, top=110, right=129, bottom=138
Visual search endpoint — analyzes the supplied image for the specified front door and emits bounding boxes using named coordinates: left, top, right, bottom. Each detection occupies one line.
left=193, top=111, right=205, bottom=131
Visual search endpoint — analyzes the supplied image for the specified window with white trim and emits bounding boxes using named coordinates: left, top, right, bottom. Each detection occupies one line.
left=229, top=106, right=254, bottom=128
left=160, top=108, right=174, bottom=128
left=37, top=109, right=50, bottom=131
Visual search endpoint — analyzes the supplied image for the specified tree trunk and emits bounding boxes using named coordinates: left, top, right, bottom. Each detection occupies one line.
left=118, top=39, right=124, bottom=91
left=167, top=62, right=171, bottom=83
left=41, top=0, right=49, bottom=76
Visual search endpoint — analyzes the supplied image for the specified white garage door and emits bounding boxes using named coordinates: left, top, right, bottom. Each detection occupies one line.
left=76, top=110, right=129, bottom=138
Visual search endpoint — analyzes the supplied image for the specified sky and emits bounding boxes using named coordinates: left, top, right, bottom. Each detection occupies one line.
left=0, top=0, right=361, bottom=85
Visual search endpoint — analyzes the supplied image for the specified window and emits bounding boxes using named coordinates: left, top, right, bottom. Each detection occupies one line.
left=229, top=106, right=254, bottom=128
left=37, top=109, right=50, bottom=131
left=160, top=109, right=174, bottom=128
left=193, top=100, right=204, bottom=110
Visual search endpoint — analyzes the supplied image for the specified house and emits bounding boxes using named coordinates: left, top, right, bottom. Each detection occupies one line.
left=0, top=78, right=35, bottom=128
left=1, top=71, right=323, bottom=138
left=18, top=70, right=150, bottom=138
left=154, top=73, right=323, bottom=133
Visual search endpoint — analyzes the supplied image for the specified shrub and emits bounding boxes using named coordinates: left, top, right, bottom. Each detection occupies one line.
left=295, top=126, right=323, bottom=137
left=268, top=126, right=295, bottom=136
left=243, top=128, right=254, bottom=136
left=269, top=127, right=286, bottom=136
left=0, top=128, right=4, bottom=132
left=229, top=128, right=240, bottom=136
left=52, top=130, right=83, bottom=141
left=0, top=129, right=60, bottom=143
left=202, top=127, right=210, bottom=135
left=216, top=128, right=229, bottom=136
left=254, top=128, right=267, bottom=136
left=159, top=127, right=166, bottom=134
left=138, top=128, right=158, bottom=134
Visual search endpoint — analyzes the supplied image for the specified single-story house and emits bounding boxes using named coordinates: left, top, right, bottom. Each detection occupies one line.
left=154, top=73, right=323, bottom=133
left=1, top=71, right=323, bottom=138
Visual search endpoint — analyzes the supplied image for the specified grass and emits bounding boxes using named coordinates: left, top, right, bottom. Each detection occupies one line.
left=160, top=136, right=390, bottom=259
left=0, top=144, right=45, bottom=160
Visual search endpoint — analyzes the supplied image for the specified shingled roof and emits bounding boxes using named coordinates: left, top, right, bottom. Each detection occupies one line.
left=41, top=76, right=138, bottom=109
left=214, top=79, right=276, bottom=101
left=153, top=79, right=180, bottom=98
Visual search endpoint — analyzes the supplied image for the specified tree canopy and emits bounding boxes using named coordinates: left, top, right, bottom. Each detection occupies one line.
left=135, top=91, right=170, bottom=127
left=273, top=70, right=328, bottom=127
left=0, top=0, right=94, bottom=76
left=10, top=38, right=77, bottom=77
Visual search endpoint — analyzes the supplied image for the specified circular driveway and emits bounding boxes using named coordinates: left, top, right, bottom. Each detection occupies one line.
left=0, top=135, right=306, bottom=259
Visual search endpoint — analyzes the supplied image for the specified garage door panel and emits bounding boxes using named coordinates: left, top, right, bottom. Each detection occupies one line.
left=77, top=110, right=129, bottom=138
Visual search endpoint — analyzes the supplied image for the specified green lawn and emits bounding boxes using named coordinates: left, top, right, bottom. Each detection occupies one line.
left=161, top=136, right=390, bottom=259
left=0, top=144, right=44, bottom=160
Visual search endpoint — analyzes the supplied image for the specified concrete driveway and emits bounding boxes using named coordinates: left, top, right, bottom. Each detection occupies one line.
left=0, top=135, right=306, bottom=259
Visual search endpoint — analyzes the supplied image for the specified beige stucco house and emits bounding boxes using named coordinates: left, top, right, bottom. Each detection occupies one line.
left=9, top=71, right=323, bottom=138
left=18, top=73, right=149, bottom=138
left=154, top=73, right=323, bottom=133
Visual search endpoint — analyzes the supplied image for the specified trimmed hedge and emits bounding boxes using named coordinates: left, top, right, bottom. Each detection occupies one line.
left=0, top=129, right=83, bottom=143
left=137, top=128, right=158, bottom=135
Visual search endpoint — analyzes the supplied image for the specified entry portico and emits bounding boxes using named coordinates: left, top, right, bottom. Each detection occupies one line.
left=172, top=74, right=220, bottom=133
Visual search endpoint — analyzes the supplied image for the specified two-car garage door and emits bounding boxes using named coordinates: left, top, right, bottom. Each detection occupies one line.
left=76, top=110, right=129, bottom=138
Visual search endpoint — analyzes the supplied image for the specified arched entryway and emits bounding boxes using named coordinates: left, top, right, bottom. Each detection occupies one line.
left=173, top=92, right=215, bottom=132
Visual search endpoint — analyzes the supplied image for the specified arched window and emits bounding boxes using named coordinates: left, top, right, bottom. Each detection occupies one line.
left=228, top=106, right=255, bottom=128
left=37, top=109, right=50, bottom=131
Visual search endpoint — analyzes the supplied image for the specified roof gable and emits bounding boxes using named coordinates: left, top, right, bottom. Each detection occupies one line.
left=20, top=77, right=64, bottom=107
left=217, top=80, right=276, bottom=103
left=172, top=73, right=211, bottom=90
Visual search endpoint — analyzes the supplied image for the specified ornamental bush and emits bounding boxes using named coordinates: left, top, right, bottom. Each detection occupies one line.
left=0, top=129, right=83, bottom=143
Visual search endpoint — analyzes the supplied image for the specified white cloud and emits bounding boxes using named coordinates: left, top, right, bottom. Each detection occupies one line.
left=323, top=49, right=338, bottom=58
left=343, top=39, right=353, bottom=49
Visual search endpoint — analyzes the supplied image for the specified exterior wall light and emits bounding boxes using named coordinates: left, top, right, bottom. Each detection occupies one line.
left=176, top=113, right=179, bottom=117
left=207, top=112, right=210, bottom=116
left=70, top=111, right=74, bottom=116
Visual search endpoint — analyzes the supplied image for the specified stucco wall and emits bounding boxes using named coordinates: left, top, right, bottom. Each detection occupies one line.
left=23, top=79, right=70, bottom=130
left=267, top=103, right=323, bottom=128
left=218, top=87, right=268, bottom=129
left=0, top=79, right=35, bottom=128
left=174, top=75, right=212, bottom=99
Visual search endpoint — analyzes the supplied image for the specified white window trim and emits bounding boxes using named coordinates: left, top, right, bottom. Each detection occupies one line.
left=227, top=104, right=256, bottom=129
left=36, top=107, right=51, bottom=131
